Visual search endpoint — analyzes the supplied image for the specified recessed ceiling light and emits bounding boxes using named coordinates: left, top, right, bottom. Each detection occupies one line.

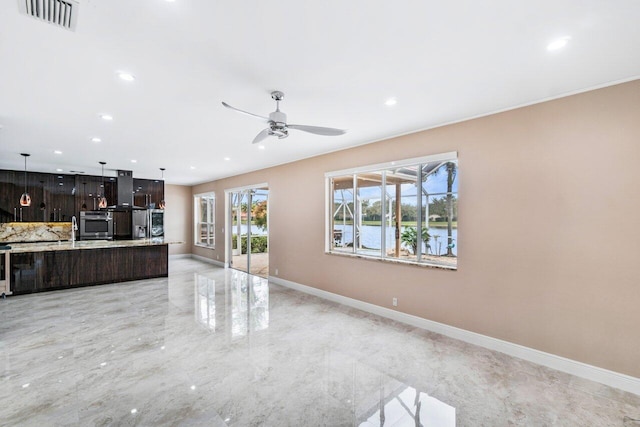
left=190, top=166, right=196, bottom=170
left=258, top=145, right=265, bottom=150
left=91, top=137, right=102, bottom=143
left=56, top=168, right=63, bottom=172
left=131, top=409, right=138, bottom=414
left=385, top=97, right=397, bottom=106
left=547, top=36, right=571, bottom=51
left=131, top=159, right=137, bottom=163
left=117, top=72, right=135, bottom=82
left=54, top=150, right=62, bottom=154
left=224, top=157, right=230, bottom=161
left=100, top=114, right=113, bottom=121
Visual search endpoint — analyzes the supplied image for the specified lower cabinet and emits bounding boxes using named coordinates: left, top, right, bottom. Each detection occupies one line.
left=11, top=245, right=168, bottom=294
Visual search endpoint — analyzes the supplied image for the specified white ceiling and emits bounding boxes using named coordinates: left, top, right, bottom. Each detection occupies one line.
left=1, top=0, right=639, bottom=185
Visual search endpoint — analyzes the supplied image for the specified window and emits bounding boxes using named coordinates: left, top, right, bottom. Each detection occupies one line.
left=194, top=193, right=215, bottom=248
left=326, top=152, right=458, bottom=269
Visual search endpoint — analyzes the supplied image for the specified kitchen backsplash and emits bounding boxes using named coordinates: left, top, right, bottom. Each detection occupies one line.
left=0, top=222, right=72, bottom=243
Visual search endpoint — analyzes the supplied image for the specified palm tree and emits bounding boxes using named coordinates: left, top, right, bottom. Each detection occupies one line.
left=445, top=162, right=457, bottom=256
left=426, top=161, right=457, bottom=256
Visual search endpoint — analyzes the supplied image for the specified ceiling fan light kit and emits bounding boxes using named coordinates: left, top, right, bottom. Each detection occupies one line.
left=222, top=91, right=346, bottom=145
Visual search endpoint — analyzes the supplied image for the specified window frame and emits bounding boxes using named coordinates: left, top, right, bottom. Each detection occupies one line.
left=194, top=192, right=216, bottom=249
left=325, top=152, right=458, bottom=270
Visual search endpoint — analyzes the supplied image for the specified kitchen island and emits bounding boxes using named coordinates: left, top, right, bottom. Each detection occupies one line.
left=5, top=239, right=172, bottom=295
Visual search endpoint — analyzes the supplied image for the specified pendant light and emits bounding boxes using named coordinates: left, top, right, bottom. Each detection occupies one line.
left=19, top=153, right=31, bottom=207
left=98, top=161, right=108, bottom=209
left=158, top=168, right=166, bottom=209
left=81, top=182, right=87, bottom=210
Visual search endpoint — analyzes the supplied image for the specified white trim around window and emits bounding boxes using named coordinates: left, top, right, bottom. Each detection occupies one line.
left=194, top=192, right=215, bottom=249
left=325, top=151, right=458, bottom=270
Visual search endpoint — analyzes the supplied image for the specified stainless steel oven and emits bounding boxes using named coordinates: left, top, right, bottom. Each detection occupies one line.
left=80, top=211, right=113, bottom=240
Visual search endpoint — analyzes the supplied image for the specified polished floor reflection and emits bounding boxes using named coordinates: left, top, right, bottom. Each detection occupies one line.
left=1, top=258, right=639, bottom=426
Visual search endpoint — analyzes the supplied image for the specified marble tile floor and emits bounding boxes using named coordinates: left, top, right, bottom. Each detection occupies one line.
left=1, top=258, right=639, bottom=426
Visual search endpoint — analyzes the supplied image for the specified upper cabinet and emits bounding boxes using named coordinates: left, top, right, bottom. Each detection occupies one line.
left=0, top=170, right=165, bottom=223
left=75, top=175, right=106, bottom=212
left=0, top=170, right=74, bottom=222
left=47, top=173, right=76, bottom=222
left=133, top=178, right=164, bottom=209
left=0, top=170, right=19, bottom=222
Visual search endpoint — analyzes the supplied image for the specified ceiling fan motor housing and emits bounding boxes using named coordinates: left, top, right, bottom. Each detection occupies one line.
left=269, top=110, right=286, bottom=123
left=268, top=110, right=289, bottom=138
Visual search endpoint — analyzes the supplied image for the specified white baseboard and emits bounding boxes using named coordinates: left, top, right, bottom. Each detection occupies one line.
left=189, top=254, right=225, bottom=268
left=169, top=254, right=192, bottom=260
left=269, top=276, right=640, bottom=396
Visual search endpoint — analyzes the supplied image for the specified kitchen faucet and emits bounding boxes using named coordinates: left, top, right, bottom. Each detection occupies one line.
left=71, top=215, right=78, bottom=243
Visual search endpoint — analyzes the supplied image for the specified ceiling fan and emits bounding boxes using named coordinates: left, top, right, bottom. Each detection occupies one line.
left=222, top=91, right=346, bottom=144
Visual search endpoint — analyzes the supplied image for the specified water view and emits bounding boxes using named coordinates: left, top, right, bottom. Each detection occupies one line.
left=334, top=224, right=457, bottom=256
left=236, top=223, right=456, bottom=256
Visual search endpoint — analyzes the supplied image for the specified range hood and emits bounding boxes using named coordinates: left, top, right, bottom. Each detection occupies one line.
left=116, top=170, right=133, bottom=207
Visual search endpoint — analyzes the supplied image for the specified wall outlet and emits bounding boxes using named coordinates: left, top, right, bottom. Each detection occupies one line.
left=216, top=255, right=219, bottom=260
left=392, top=297, right=398, bottom=307
left=275, top=268, right=279, bottom=276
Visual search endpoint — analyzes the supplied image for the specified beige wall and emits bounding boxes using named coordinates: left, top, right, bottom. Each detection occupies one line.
left=191, top=80, right=640, bottom=377
left=165, top=184, right=191, bottom=255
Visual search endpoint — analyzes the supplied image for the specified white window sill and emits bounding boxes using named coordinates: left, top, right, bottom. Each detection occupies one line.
left=194, top=243, right=215, bottom=250
left=325, top=250, right=457, bottom=271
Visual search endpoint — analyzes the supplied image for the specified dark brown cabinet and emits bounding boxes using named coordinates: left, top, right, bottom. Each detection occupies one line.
left=0, top=170, right=164, bottom=224
left=133, top=178, right=164, bottom=208
left=47, top=174, right=76, bottom=222
left=76, top=175, right=100, bottom=212
left=10, top=245, right=168, bottom=294
left=112, top=210, right=132, bottom=239
left=0, top=170, right=75, bottom=223
left=0, top=170, right=21, bottom=222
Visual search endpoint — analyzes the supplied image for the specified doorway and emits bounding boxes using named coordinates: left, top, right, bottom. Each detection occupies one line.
left=227, top=184, right=269, bottom=277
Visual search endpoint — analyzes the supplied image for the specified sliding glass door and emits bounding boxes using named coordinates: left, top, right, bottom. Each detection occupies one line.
left=228, top=186, right=269, bottom=277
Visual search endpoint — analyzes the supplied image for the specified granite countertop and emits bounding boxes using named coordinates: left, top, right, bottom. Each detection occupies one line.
left=3, top=238, right=181, bottom=253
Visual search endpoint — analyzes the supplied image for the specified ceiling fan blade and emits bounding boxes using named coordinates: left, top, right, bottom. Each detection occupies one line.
left=252, top=128, right=272, bottom=144
left=288, top=124, right=346, bottom=136
left=221, top=102, right=269, bottom=122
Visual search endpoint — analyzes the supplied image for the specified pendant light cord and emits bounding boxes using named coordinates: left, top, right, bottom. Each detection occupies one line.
left=98, top=161, right=107, bottom=208
left=24, top=155, right=27, bottom=193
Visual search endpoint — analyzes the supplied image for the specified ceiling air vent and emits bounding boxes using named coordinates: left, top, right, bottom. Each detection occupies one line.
left=18, top=0, right=79, bottom=31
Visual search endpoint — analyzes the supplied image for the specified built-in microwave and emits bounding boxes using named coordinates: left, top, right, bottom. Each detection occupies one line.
left=80, top=211, right=113, bottom=240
